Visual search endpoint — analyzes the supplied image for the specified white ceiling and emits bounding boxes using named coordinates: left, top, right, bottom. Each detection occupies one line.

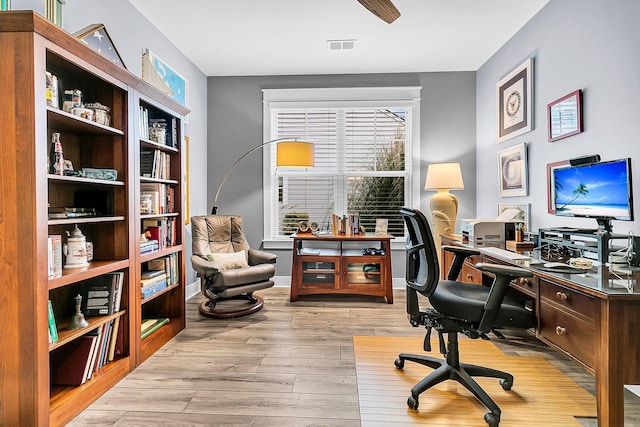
left=127, top=0, right=550, bottom=77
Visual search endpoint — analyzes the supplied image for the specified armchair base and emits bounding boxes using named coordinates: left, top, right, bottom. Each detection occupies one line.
left=199, top=292, right=266, bottom=319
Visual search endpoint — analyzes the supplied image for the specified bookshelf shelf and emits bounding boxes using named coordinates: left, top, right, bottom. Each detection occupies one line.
left=49, top=311, right=125, bottom=351
left=0, top=11, right=189, bottom=427
left=47, top=174, right=126, bottom=186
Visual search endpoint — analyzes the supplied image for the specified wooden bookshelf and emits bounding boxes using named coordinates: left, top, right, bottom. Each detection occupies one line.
left=0, top=11, right=189, bottom=427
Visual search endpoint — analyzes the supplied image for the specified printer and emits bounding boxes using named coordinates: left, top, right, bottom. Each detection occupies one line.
left=460, top=219, right=516, bottom=248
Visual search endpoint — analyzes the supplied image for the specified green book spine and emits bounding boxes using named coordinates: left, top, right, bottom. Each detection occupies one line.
left=48, top=300, right=58, bottom=342
left=141, top=318, right=170, bottom=340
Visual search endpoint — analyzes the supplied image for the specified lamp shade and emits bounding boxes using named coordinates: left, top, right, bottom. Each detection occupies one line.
left=424, top=162, right=464, bottom=190
left=276, top=141, right=314, bottom=167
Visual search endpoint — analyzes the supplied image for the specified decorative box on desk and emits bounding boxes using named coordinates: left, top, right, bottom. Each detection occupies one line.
left=506, top=240, right=534, bottom=252
left=290, top=232, right=394, bottom=303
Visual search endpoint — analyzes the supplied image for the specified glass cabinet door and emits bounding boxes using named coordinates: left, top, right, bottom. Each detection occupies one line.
left=300, top=258, right=339, bottom=290
left=343, top=258, right=383, bottom=289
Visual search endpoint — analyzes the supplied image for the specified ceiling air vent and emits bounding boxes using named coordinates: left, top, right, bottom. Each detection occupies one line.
left=327, top=39, right=356, bottom=51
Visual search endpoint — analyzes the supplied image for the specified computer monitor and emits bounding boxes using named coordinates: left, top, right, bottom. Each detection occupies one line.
left=553, top=158, right=633, bottom=233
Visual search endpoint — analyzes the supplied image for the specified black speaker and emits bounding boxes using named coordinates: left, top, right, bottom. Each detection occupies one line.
left=569, top=154, right=601, bottom=166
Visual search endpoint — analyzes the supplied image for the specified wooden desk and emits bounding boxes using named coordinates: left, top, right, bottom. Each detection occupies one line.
left=441, top=235, right=640, bottom=427
left=290, top=233, right=393, bottom=303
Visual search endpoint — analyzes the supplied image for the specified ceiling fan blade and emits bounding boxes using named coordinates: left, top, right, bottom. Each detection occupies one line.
left=357, top=0, right=401, bottom=24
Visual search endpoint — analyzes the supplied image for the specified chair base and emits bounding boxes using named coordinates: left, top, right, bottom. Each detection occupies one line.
left=394, top=333, right=512, bottom=427
left=199, top=293, right=265, bottom=319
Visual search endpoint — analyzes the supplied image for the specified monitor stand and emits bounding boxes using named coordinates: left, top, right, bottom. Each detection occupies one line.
left=596, top=218, right=613, bottom=235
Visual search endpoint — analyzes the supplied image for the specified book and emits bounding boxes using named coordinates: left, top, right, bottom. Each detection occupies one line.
left=50, top=335, right=98, bottom=385
left=47, top=300, right=58, bottom=343
left=82, top=275, right=116, bottom=316
left=110, top=271, right=125, bottom=313
left=141, top=318, right=170, bottom=339
left=85, top=327, right=102, bottom=380
left=107, top=316, right=122, bottom=362
left=47, top=235, right=62, bottom=278
left=141, top=269, right=165, bottom=280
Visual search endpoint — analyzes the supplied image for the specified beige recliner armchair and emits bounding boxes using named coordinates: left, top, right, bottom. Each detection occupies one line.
left=190, top=214, right=277, bottom=318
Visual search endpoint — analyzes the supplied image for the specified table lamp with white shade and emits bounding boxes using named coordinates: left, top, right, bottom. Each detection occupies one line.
left=424, top=162, right=464, bottom=250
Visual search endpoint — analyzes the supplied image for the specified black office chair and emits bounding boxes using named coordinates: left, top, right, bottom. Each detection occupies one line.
left=396, top=207, right=535, bottom=427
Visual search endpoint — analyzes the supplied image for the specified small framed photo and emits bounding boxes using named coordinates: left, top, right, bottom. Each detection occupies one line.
left=546, top=160, right=570, bottom=213
left=73, top=24, right=126, bottom=69
left=497, top=143, right=528, bottom=197
left=374, top=218, right=388, bottom=235
left=496, top=58, right=533, bottom=143
left=548, top=90, right=583, bottom=142
left=497, top=203, right=530, bottom=230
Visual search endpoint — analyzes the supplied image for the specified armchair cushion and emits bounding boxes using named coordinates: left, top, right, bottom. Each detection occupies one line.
left=206, top=250, right=249, bottom=270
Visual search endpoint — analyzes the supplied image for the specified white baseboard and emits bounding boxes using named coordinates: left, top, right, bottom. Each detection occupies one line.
left=186, top=279, right=200, bottom=300
left=626, top=385, right=640, bottom=398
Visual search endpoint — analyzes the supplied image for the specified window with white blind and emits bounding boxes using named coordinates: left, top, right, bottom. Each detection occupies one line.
left=262, top=87, right=421, bottom=243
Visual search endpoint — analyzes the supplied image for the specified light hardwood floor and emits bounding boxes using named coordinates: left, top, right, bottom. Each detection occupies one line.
left=69, top=287, right=640, bottom=426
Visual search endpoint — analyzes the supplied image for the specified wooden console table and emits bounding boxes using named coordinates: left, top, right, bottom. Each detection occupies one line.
left=290, top=233, right=393, bottom=303
left=441, top=234, right=640, bottom=427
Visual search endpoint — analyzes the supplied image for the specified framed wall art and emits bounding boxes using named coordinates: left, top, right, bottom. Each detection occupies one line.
left=497, top=143, right=528, bottom=197
left=142, top=49, right=187, bottom=107
left=546, top=160, right=569, bottom=213
left=73, top=24, right=126, bottom=69
left=496, top=58, right=533, bottom=143
left=497, top=203, right=530, bottom=230
left=548, top=89, right=583, bottom=142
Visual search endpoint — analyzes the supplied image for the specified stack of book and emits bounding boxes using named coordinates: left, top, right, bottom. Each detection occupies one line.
left=141, top=317, right=169, bottom=339
left=140, top=269, right=167, bottom=299
left=140, top=239, right=159, bottom=254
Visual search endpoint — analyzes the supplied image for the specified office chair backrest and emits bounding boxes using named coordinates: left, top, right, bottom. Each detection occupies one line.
left=400, top=207, right=440, bottom=297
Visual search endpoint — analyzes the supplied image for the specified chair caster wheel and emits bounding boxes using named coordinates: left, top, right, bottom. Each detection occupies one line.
left=394, top=358, right=404, bottom=369
left=407, top=395, right=419, bottom=410
left=484, top=412, right=500, bottom=427
left=500, top=378, right=513, bottom=390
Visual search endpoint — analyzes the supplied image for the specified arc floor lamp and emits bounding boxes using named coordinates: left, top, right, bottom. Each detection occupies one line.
left=210, top=139, right=314, bottom=214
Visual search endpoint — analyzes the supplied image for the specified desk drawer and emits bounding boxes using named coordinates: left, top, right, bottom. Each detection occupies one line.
left=538, top=280, right=596, bottom=368
left=539, top=302, right=595, bottom=368
left=540, top=280, right=597, bottom=320
left=511, top=275, right=538, bottom=298
left=461, top=261, right=483, bottom=284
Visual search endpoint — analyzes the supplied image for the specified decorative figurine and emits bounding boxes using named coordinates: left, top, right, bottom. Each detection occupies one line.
left=67, top=294, right=89, bottom=330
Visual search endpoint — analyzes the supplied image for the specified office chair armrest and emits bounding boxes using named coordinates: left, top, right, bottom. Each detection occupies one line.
left=475, top=263, right=533, bottom=333
left=248, top=248, right=278, bottom=265
left=442, top=246, right=481, bottom=281
left=191, top=255, right=219, bottom=277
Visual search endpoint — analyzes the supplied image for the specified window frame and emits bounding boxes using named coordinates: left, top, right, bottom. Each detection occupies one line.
left=262, top=87, right=421, bottom=248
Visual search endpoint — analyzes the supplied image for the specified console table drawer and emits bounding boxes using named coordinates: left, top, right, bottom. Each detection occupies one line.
left=539, top=302, right=595, bottom=368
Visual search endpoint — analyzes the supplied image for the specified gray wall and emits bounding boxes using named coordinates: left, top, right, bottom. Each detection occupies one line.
left=476, top=0, right=640, bottom=235
left=13, top=0, right=209, bottom=285
left=207, top=72, right=477, bottom=278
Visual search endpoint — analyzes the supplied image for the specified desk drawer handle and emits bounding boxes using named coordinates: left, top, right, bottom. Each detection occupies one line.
left=555, top=326, right=567, bottom=336
left=466, top=273, right=473, bottom=280
left=555, top=291, right=569, bottom=301
left=518, top=278, right=531, bottom=287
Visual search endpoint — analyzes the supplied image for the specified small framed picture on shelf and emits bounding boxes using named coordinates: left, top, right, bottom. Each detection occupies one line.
left=496, top=58, right=533, bottom=143
left=374, top=218, right=388, bottom=235
left=548, top=89, right=583, bottom=142
left=497, top=143, right=528, bottom=197
left=546, top=160, right=570, bottom=213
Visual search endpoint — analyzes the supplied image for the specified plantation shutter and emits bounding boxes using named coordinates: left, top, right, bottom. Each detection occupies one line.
left=268, top=106, right=410, bottom=238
